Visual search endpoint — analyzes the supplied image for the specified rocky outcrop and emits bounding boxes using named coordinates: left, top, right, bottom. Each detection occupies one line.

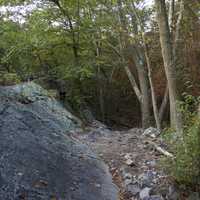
left=0, top=82, right=118, bottom=200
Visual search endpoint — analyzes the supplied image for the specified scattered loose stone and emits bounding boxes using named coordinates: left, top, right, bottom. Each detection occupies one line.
left=146, top=160, right=156, bottom=167
left=127, top=184, right=141, bottom=196
left=149, top=195, right=163, bottom=200
left=124, top=153, right=136, bottom=166
left=143, top=127, right=160, bottom=138
left=124, top=178, right=133, bottom=187
left=126, top=159, right=135, bottom=166
left=124, top=153, right=132, bottom=160
left=124, top=173, right=132, bottom=179
left=139, top=187, right=151, bottom=200
left=76, top=114, right=191, bottom=200
left=138, top=171, right=155, bottom=187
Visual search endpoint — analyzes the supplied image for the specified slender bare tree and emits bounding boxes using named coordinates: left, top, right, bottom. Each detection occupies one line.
left=155, top=0, right=183, bottom=134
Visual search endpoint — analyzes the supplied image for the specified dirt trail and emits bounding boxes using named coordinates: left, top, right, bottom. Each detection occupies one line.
left=72, top=122, right=183, bottom=200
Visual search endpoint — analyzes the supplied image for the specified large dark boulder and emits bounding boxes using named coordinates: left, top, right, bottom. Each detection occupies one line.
left=0, top=82, right=118, bottom=200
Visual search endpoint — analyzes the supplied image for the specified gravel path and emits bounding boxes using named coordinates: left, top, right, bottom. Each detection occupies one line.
left=72, top=123, right=181, bottom=200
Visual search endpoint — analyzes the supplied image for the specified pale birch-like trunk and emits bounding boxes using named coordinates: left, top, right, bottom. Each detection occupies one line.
left=132, top=2, right=161, bottom=130
left=155, top=0, right=183, bottom=134
left=130, top=46, right=152, bottom=128
left=117, top=0, right=151, bottom=128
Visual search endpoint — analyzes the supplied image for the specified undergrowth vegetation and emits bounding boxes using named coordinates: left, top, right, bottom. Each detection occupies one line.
left=161, top=94, right=200, bottom=189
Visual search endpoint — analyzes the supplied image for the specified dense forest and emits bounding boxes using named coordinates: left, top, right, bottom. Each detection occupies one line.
left=0, top=0, right=200, bottom=199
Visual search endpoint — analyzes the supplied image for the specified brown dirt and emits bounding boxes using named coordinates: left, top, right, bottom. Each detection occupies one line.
left=73, top=126, right=173, bottom=200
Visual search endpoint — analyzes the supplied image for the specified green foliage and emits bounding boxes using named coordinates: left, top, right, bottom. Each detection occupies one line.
left=162, top=94, right=200, bottom=188
left=0, top=0, right=150, bottom=99
left=162, top=119, right=200, bottom=187
left=177, top=93, right=200, bottom=127
left=0, top=2, right=199, bottom=188
left=0, top=72, right=21, bottom=85
left=0, top=0, right=26, bottom=6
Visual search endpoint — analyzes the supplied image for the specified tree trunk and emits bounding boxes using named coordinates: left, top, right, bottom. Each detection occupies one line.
left=145, top=54, right=161, bottom=130
left=132, top=2, right=161, bottom=130
left=155, top=0, right=183, bottom=134
left=159, top=85, right=169, bottom=123
left=168, top=0, right=175, bottom=32
left=137, top=64, right=152, bottom=128
left=132, top=48, right=151, bottom=128
left=96, top=43, right=105, bottom=122
left=54, top=0, right=79, bottom=64
left=173, top=0, right=184, bottom=69
left=117, top=0, right=151, bottom=128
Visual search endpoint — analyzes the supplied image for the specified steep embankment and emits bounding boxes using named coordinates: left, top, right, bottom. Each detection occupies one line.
left=0, top=82, right=118, bottom=200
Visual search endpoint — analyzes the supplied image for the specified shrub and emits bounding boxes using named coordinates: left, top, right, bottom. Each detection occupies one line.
left=164, top=120, right=200, bottom=186
left=0, top=72, right=21, bottom=86
left=161, top=94, right=200, bottom=189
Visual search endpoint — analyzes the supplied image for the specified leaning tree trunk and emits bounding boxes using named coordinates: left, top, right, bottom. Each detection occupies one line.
left=117, top=0, right=151, bottom=128
left=155, top=0, right=183, bottom=134
left=132, top=2, right=161, bottom=130
left=132, top=48, right=151, bottom=128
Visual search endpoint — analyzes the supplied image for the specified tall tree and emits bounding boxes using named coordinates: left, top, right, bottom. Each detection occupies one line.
left=116, top=0, right=152, bottom=128
left=155, top=0, right=183, bottom=134
left=132, top=2, right=161, bottom=130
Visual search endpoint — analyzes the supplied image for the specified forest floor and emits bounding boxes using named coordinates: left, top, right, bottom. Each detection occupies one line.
left=71, top=121, right=190, bottom=200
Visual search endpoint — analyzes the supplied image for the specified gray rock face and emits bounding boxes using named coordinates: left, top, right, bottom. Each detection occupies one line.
left=0, top=82, right=118, bottom=200
left=0, top=82, right=82, bottom=130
